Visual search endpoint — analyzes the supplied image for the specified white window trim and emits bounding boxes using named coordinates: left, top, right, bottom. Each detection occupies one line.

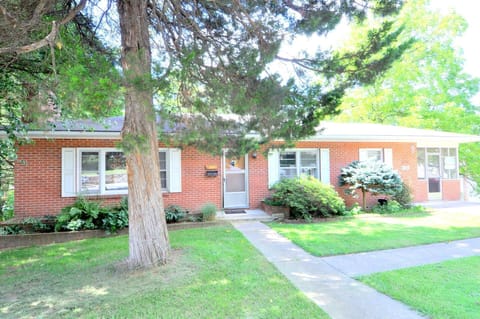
left=77, top=148, right=129, bottom=196
left=359, top=148, right=393, bottom=167
left=417, top=147, right=459, bottom=180
left=159, top=148, right=168, bottom=190
left=280, top=148, right=320, bottom=179
left=62, top=147, right=182, bottom=197
left=268, top=148, right=330, bottom=187
left=359, top=148, right=383, bottom=162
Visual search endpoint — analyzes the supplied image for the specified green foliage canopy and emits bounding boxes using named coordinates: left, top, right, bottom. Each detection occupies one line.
left=334, top=0, right=480, bottom=191
left=271, top=177, right=346, bottom=220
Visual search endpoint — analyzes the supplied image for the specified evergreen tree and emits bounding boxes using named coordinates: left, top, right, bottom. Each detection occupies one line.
left=1, top=0, right=408, bottom=268
left=339, top=160, right=403, bottom=210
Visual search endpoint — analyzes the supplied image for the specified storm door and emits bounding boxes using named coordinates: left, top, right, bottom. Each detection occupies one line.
left=223, top=153, right=248, bottom=209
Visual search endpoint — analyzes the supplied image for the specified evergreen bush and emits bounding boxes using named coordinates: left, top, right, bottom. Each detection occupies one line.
left=271, top=177, right=346, bottom=221
left=339, top=160, right=403, bottom=209
left=393, top=182, right=413, bottom=208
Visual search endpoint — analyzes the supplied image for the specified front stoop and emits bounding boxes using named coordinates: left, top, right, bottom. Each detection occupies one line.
left=215, top=209, right=277, bottom=222
left=260, top=202, right=289, bottom=220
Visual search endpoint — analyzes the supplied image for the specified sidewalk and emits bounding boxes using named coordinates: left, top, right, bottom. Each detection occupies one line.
left=321, top=237, right=480, bottom=277
left=233, top=221, right=479, bottom=319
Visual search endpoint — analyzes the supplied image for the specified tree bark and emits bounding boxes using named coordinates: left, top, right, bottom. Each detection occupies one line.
left=362, top=189, right=367, bottom=210
left=117, top=0, right=170, bottom=268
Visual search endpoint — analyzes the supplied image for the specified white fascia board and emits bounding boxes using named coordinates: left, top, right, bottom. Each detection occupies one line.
left=23, top=131, right=121, bottom=139
left=306, top=134, right=480, bottom=144
left=416, top=140, right=459, bottom=148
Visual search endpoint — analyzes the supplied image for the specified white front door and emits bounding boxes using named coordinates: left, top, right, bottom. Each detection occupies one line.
left=223, top=153, right=248, bottom=209
left=427, top=152, right=442, bottom=200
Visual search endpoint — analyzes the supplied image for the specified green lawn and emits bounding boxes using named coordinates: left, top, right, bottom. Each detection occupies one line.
left=269, top=210, right=480, bottom=256
left=0, top=225, right=329, bottom=319
left=360, top=256, right=480, bottom=319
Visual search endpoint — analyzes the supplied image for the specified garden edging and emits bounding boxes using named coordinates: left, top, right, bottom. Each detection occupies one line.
left=0, top=221, right=227, bottom=250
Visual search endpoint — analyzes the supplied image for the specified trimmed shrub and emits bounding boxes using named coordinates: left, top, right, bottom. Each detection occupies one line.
left=271, top=177, right=346, bottom=221
left=371, top=200, right=403, bottom=214
left=262, top=197, right=283, bottom=207
left=165, top=205, right=187, bottom=223
left=393, top=182, right=413, bottom=208
left=200, top=203, right=217, bottom=221
left=339, top=160, right=403, bottom=210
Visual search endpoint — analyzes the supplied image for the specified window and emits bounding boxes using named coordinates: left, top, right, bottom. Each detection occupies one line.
left=80, top=152, right=100, bottom=193
left=62, top=148, right=182, bottom=197
left=268, top=148, right=330, bottom=187
left=105, top=152, right=128, bottom=192
left=359, top=148, right=393, bottom=167
left=416, top=147, right=458, bottom=180
left=159, top=151, right=167, bottom=189
left=279, top=150, right=319, bottom=179
left=442, top=148, right=458, bottom=179
left=359, top=149, right=383, bottom=162
left=79, top=149, right=128, bottom=195
left=417, top=148, right=426, bottom=179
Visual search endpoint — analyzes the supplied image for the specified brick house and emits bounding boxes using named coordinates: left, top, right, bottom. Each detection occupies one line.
left=12, top=118, right=480, bottom=218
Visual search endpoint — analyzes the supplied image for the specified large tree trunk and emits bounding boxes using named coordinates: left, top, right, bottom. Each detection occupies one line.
left=117, top=0, right=170, bottom=268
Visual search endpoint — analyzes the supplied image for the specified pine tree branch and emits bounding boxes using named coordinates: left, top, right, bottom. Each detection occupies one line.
left=0, top=0, right=87, bottom=55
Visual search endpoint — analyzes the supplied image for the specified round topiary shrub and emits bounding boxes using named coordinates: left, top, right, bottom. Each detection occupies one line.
left=271, top=176, right=346, bottom=221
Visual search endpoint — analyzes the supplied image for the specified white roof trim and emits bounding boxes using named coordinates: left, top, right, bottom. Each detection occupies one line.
left=4, top=121, right=480, bottom=144
left=307, top=122, right=480, bottom=144
left=22, top=131, right=121, bottom=139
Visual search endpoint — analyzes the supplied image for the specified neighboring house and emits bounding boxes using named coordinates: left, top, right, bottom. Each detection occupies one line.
left=11, top=118, right=480, bottom=218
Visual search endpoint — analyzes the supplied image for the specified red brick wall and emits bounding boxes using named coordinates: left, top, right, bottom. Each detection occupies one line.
left=413, top=180, right=429, bottom=202
left=441, top=180, right=461, bottom=201
left=248, top=152, right=269, bottom=209
left=259, top=141, right=420, bottom=209
left=14, top=139, right=222, bottom=218
left=163, top=146, right=222, bottom=212
left=14, top=138, right=462, bottom=218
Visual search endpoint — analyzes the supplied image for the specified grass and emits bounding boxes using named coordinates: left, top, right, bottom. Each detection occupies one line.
left=269, top=210, right=480, bottom=256
left=359, top=256, right=480, bottom=319
left=0, top=225, right=329, bottom=319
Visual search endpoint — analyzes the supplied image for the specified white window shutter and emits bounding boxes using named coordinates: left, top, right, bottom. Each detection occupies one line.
left=320, top=148, right=330, bottom=184
left=359, top=149, right=368, bottom=162
left=268, top=150, right=280, bottom=188
left=384, top=148, right=393, bottom=168
left=62, top=148, right=76, bottom=197
left=168, top=148, right=182, bottom=192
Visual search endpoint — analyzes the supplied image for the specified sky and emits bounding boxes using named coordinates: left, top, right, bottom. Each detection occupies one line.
left=277, top=0, right=480, bottom=104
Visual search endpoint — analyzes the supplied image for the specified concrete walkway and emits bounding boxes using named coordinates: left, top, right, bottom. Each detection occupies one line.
left=321, top=237, right=480, bottom=277
left=233, top=221, right=480, bottom=319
